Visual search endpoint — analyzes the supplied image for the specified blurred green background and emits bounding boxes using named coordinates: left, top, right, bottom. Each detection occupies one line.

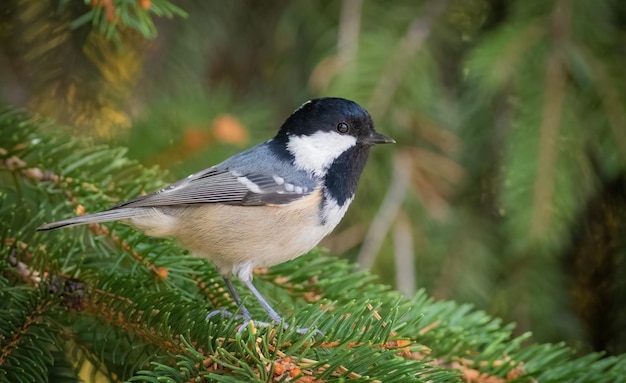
left=1, top=0, right=625, bottom=356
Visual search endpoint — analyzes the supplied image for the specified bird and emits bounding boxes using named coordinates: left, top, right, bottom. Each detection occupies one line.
left=37, top=97, right=395, bottom=329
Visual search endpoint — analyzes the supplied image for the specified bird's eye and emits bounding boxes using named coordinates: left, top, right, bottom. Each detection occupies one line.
left=336, top=122, right=349, bottom=134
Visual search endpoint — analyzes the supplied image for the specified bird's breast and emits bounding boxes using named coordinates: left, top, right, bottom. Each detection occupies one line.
left=148, top=188, right=351, bottom=272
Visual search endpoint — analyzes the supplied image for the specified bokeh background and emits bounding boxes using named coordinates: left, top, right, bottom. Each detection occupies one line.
left=1, top=0, right=625, bottom=356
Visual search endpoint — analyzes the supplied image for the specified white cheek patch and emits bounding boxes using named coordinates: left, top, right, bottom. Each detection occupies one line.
left=287, top=131, right=357, bottom=176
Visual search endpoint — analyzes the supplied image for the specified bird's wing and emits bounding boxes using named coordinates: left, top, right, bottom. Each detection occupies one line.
left=112, top=167, right=314, bottom=209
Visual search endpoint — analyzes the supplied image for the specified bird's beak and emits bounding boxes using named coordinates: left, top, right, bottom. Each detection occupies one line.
left=360, top=131, right=396, bottom=145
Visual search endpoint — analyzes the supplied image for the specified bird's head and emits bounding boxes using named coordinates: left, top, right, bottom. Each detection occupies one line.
left=275, top=97, right=394, bottom=177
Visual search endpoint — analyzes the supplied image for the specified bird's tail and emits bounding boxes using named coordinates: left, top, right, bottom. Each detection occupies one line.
left=36, top=208, right=147, bottom=231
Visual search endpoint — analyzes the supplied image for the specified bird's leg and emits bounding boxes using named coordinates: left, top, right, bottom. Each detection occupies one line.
left=207, top=267, right=323, bottom=337
left=222, top=276, right=253, bottom=321
left=205, top=276, right=252, bottom=322
left=242, top=278, right=324, bottom=337
left=242, top=279, right=282, bottom=323
left=205, top=275, right=280, bottom=334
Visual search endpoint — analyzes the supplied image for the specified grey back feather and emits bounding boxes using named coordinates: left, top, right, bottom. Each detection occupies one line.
left=112, top=141, right=319, bottom=209
left=37, top=141, right=321, bottom=231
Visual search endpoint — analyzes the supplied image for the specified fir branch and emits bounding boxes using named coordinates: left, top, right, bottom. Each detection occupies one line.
left=3, top=108, right=626, bottom=382
left=576, top=46, right=626, bottom=162
left=67, top=0, right=187, bottom=41
left=0, top=283, right=60, bottom=383
left=529, top=0, right=569, bottom=238
left=366, top=0, right=448, bottom=119
left=0, top=291, right=55, bottom=366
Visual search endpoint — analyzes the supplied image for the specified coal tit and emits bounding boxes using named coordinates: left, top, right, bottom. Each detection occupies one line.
left=38, top=97, right=395, bottom=327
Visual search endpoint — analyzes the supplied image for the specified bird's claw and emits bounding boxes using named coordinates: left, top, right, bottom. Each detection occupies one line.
left=206, top=310, right=323, bottom=337
left=241, top=320, right=324, bottom=337
left=290, top=325, right=324, bottom=337
left=205, top=309, right=250, bottom=322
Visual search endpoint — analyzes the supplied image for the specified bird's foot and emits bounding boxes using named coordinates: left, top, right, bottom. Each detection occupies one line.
left=205, top=309, right=265, bottom=334
left=285, top=323, right=324, bottom=337
left=205, top=309, right=251, bottom=322
left=245, top=320, right=324, bottom=337
left=206, top=310, right=323, bottom=337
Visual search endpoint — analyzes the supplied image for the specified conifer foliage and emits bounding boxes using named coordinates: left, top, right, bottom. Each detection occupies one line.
left=2, top=108, right=626, bottom=383
left=1, top=0, right=626, bottom=381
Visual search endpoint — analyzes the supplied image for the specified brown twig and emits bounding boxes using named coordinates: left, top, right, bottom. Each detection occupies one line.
left=367, top=0, right=449, bottom=119
left=358, top=150, right=412, bottom=269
